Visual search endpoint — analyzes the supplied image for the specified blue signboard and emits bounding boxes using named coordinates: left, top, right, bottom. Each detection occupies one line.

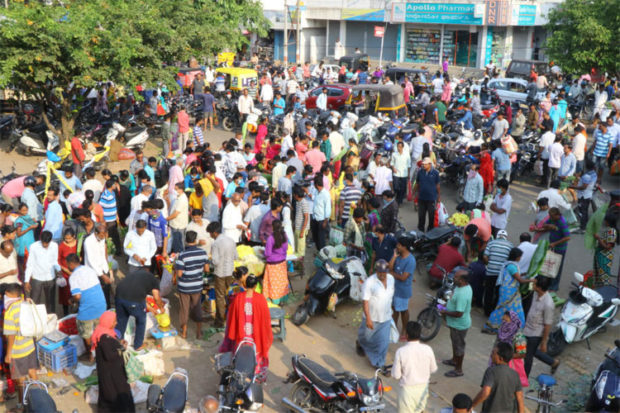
left=517, top=4, right=537, bottom=26
left=401, top=3, right=483, bottom=25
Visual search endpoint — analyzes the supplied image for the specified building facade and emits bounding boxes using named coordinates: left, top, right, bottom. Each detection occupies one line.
left=259, top=0, right=559, bottom=69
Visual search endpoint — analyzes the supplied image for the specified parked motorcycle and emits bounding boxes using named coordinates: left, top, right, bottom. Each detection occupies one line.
left=217, top=96, right=239, bottom=132
left=214, top=339, right=264, bottom=412
left=121, top=125, right=149, bottom=150
left=417, top=264, right=456, bottom=341
left=147, top=368, right=188, bottom=413
left=18, top=128, right=60, bottom=156
left=585, top=339, right=620, bottom=412
left=292, top=257, right=367, bottom=326
left=546, top=272, right=620, bottom=357
left=282, top=354, right=390, bottom=412
left=396, top=225, right=460, bottom=265
left=23, top=380, right=60, bottom=413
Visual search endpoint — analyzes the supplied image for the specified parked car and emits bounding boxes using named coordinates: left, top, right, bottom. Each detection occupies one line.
left=305, top=84, right=351, bottom=111
left=487, top=78, right=547, bottom=104
left=505, top=59, right=549, bottom=80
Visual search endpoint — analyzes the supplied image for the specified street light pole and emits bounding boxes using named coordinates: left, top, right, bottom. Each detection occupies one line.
left=283, top=1, right=288, bottom=65
left=295, top=0, right=301, bottom=64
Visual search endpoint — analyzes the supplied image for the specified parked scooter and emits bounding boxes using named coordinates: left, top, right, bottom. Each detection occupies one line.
left=147, top=368, right=188, bottom=413
left=546, top=272, right=620, bottom=357
left=214, top=339, right=264, bottom=412
left=121, top=125, right=149, bottom=150
left=585, top=339, right=620, bottom=412
left=23, top=380, right=60, bottom=413
left=18, top=129, right=60, bottom=156
left=282, top=355, right=390, bottom=412
left=292, top=257, right=367, bottom=326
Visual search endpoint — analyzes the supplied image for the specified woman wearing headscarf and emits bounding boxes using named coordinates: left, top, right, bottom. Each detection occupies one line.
left=490, top=311, right=528, bottom=387
left=224, top=272, right=273, bottom=383
left=92, top=311, right=135, bottom=413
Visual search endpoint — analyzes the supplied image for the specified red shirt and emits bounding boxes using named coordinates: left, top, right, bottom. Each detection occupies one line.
left=429, top=244, right=465, bottom=279
left=177, top=110, right=190, bottom=133
left=71, top=137, right=85, bottom=164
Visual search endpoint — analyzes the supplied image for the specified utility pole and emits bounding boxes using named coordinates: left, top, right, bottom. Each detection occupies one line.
left=283, top=1, right=288, bottom=66
left=295, top=0, right=301, bottom=64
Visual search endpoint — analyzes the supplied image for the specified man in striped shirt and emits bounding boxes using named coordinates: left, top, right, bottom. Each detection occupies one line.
left=338, top=173, right=362, bottom=226
left=482, top=230, right=513, bottom=316
left=592, top=123, right=613, bottom=182
left=174, top=231, right=209, bottom=339
left=99, top=179, right=122, bottom=256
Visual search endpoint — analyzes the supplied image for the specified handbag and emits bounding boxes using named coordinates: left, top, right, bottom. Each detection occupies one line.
left=19, top=299, right=48, bottom=339
left=513, top=331, right=527, bottom=358
left=539, top=250, right=562, bottom=278
left=534, top=159, right=544, bottom=176
left=509, top=358, right=529, bottom=387
left=389, top=319, right=399, bottom=344
left=123, top=350, right=145, bottom=383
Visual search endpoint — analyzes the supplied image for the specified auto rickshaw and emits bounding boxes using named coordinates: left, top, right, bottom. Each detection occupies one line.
left=344, top=84, right=406, bottom=116
left=338, top=54, right=369, bottom=72
left=214, top=67, right=258, bottom=93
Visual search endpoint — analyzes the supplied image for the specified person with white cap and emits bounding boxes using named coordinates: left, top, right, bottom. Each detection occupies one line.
left=356, top=259, right=395, bottom=372
left=413, top=157, right=440, bottom=232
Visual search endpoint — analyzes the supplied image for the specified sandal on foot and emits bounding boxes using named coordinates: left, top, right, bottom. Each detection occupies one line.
left=444, top=370, right=464, bottom=377
left=442, top=359, right=456, bottom=366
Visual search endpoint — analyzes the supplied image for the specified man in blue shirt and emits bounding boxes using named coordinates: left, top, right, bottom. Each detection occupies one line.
left=492, top=144, right=511, bottom=182
left=390, top=239, right=416, bottom=339
left=413, top=157, right=440, bottom=232
left=43, top=188, right=63, bottom=242
left=273, top=91, right=285, bottom=116
left=311, top=175, right=331, bottom=250
left=457, top=104, right=474, bottom=130
left=370, top=225, right=397, bottom=270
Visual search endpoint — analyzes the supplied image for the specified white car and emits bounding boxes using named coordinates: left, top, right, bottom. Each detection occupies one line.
left=487, top=78, right=548, bottom=103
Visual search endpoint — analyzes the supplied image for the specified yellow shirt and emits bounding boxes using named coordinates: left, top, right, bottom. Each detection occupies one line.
left=4, top=299, right=36, bottom=359
left=189, top=192, right=203, bottom=211
left=198, top=177, right=214, bottom=198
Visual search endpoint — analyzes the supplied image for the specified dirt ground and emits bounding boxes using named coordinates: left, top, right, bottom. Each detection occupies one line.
left=0, top=129, right=618, bottom=413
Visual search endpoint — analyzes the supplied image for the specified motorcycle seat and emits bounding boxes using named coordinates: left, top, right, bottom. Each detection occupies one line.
left=401, top=125, right=416, bottom=135
left=162, top=377, right=187, bottom=412
left=297, top=357, right=336, bottom=390
left=424, top=225, right=457, bottom=241
left=595, top=286, right=617, bottom=304
left=27, top=387, right=58, bottom=412
left=125, top=126, right=146, bottom=139
left=234, top=345, right=257, bottom=376
left=537, top=374, right=556, bottom=387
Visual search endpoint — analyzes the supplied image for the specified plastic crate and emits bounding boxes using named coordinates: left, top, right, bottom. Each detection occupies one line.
left=37, top=344, right=77, bottom=372
left=37, top=336, right=69, bottom=352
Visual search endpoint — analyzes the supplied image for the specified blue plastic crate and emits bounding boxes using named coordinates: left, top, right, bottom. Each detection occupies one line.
left=37, top=343, right=77, bottom=372
left=37, top=336, right=69, bottom=352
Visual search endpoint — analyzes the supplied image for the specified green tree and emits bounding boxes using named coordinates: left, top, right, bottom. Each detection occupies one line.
left=545, top=0, right=620, bottom=76
left=0, top=0, right=269, bottom=142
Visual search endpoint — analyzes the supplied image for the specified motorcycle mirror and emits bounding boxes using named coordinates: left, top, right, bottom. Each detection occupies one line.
left=573, top=272, right=584, bottom=283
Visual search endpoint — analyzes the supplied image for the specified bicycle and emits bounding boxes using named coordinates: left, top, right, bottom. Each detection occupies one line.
left=525, top=374, right=566, bottom=413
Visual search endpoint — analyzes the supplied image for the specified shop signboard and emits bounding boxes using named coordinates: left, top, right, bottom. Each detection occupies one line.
left=486, top=0, right=512, bottom=26
left=391, top=2, right=484, bottom=25
left=374, top=25, right=385, bottom=38
left=342, top=8, right=386, bottom=21
left=511, top=4, right=536, bottom=25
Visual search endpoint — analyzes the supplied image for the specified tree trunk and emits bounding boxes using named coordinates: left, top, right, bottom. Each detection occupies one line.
left=60, top=98, right=75, bottom=146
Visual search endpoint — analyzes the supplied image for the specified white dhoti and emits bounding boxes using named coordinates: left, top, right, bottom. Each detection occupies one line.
left=398, top=383, right=429, bottom=413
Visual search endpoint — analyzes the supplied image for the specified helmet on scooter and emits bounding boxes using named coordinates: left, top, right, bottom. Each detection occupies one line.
left=383, top=140, right=393, bottom=152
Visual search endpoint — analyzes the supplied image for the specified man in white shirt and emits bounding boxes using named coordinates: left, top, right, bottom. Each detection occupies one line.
left=572, top=125, right=587, bottom=173
left=316, top=87, right=328, bottom=111
left=186, top=209, right=213, bottom=255
left=547, top=134, right=564, bottom=187
left=237, top=88, right=254, bottom=123
left=537, top=180, right=571, bottom=211
left=392, top=321, right=438, bottom=413
left=0, top=240, right=19, bottom=285
left=391, top=141, right=411, bottom=205
left=538, top=130, right=556, bottom=186
left=124, top=220, right=157, bottom=272
left=82, top=168, right=103, bottom=202
left=374, top=158, right=393, bottom=196
left=167, top=183, right=189, bottom=254
left=432, top=73, right=444, bottom=96
left=280, top=128, right=294, bottom=158
left=490, top=179, right=512, bottom=235
left=24, top=231, right=61, bottom=313
left=286, top=78, right=298, bottom=101
left=222, top=193, right=246, bottom=243
left=328, top=124, right=345, bottom=159
left=490, top=112, right=509, bottom=141
left=259, top=82, right=273, bottom=107
left=356, top=260, right=395, bottom=370
left=83, top=224, right=113, bottom=305
left=517, top=232, right=537, bottom=275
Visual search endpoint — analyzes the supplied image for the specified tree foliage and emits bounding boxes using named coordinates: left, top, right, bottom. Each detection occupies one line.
left=545, top=0, right=620, bottom=76
left=0, top=0, right=270, bottom=140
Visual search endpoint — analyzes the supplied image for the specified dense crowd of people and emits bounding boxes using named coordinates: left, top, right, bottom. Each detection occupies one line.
left=0, top=59, right=618, bottom=413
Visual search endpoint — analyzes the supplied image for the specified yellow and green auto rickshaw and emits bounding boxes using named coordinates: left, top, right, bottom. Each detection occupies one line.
left=345, top=84, right=406, bottom=116
left=215, top=67, right=258, bottom=93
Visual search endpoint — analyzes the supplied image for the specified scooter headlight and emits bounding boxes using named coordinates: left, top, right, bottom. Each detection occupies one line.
left=362, top=394, right=373, bottom=405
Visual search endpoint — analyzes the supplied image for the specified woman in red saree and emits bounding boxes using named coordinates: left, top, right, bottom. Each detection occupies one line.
left=220, top=274, right=273, bottom=382
left=253, top=117, right=268, bottom=154
left=478, top=142, right=495, bottom=194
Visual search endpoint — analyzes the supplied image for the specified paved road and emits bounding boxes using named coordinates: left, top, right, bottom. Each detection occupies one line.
left=0, top=127, right=618, bottom=412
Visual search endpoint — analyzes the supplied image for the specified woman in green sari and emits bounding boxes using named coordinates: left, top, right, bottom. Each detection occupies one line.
left=593, top=213, right=618, bottom=288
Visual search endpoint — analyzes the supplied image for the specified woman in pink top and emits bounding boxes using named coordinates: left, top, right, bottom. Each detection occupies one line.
left=254, top=117, right=268, bottom=154
left=295, top=136, right=308, bottom=162
left=441, top=78, right=452, bottom=103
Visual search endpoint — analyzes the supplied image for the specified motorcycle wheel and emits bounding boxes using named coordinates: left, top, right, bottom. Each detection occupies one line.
left=417, top=307, right=442, bottom=342
left=222, top=117, right=234, bottom=132
left=289, top=382, right=315, bottom=410
left=292, top=303, right=309, bottom=326
left=546, top=329, right=567, bottom=357
left=146, top=384, right=161, bottom=412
